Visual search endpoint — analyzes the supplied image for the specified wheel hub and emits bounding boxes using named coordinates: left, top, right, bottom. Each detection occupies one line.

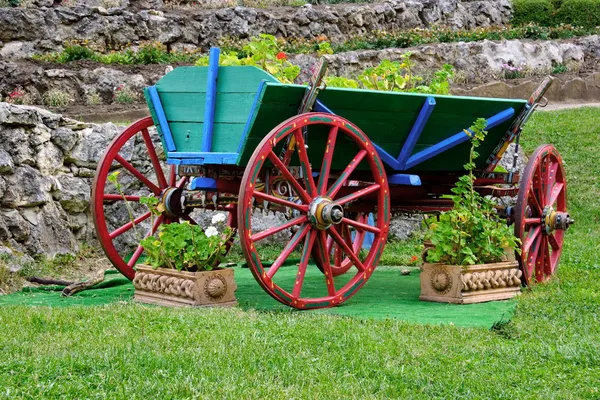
left=307, top=196, right=344, bottom=230
left=542, top=206, right=574, bottom=234
left=160, top=187, right=186, bottom=218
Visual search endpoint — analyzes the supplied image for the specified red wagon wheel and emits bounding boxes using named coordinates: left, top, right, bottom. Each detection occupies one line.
left=92, top=117, right=236, bottom=280
left=514, top=144, right=573, bottom=284
left=238, top=113, right=390, bottom=309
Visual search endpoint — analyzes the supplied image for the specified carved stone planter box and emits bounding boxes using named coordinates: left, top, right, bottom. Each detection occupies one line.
left=419, top=260, right=522, bottom=304
left=133, top=265, right=237, bottom=307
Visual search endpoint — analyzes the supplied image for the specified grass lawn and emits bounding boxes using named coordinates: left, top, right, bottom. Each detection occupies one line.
left=1, top=108, right=599, bottom=399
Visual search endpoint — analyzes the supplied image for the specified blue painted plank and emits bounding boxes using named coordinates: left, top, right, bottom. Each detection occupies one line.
left=404, top=108, right=515, bottom=170
left=388, top=173, right=422, bottom=186
left=189, top=177, right=218, bottom=190
left=147, top=86, right=176, bottom=152
left=201, top=47, right=220, bottom=152
left=397, top=96, right=436, bottom=169
left=373, top=143, right=401, bottom=170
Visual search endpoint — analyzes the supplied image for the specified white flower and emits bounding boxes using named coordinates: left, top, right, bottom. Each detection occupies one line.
left=205, top=226, right=218, bottom=238
left=211, top=213, right=227, bottom=224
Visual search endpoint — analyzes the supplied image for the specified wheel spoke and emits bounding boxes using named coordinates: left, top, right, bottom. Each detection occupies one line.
left=293, top=129, right=318, bottom=197
left=341, top=217, right=381, bottom=234
left=251, top=215, right=308, bottom=242
left=535, top=237, right=548, bottom=281
left=328, top=226, right=366, bottom=272
left=104, top=194, right=141, bottom=202
left=317, top=230, right=337, bottom=296
left=336, top=184, right=381, bottom=206
left=317, top=126, right=338, bottom=195
left=109, top=211, right=152, bottom=239
left=546, top=182, right=564, bottom=207
left=292, top=229, right=317, bottom=298
left=326, top=150, right=368, bottom=199
left=253, top=190, right=308, bottom=212
left=524, top=218, right=542, bottom=226
left=528, top=187, right=543, bottom=216
left=542, top=237, right=552, bottom=276
left=114, top=154, right=161, bottom=195
left=266, top=224, right=310, bottom=279
left=176, top=176, right=188, bottom=188
left=267, top=151, right=311, bottom=204
left=168, top=166, right=176, bottom=186
left=535, top=161, right=546, bottom=206
left=523, top=226, right=541, bottom=255
left=548, top=233, right=560, bottom=251
left=526, top=232, right=542, bottom=280
left=127, top=215, right=164, bottom=267
left=141, top=128, right=168, bottom=188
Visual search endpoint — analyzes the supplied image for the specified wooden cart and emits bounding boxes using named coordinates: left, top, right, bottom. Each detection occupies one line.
left=92, top=48, right=573, bottom=309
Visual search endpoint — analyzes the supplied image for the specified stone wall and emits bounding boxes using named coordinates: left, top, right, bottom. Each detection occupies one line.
left=0, top=103, right=119, bottom=257
left=0, top=0, right=512, bottom=58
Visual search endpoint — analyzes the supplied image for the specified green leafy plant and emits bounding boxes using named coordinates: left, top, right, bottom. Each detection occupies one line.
left=195, top=34, right=300, bottom=84
left=140, top=208, right=235, bottom=272
left=424, top=119, right=519, bottom=266
left=552, top=63, right=568, bottom=74
left=325, top=54, right=454, bottom=95
left=113, top=84, right=139, bottom=104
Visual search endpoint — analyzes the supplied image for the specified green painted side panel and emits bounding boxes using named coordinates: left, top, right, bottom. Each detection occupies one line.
left=238, top=83, right=527, bottom=171
left=155, top=66, right=278, bottom=93
left=159, top=92, right=255, bottom=124
left=145, top=66, right=278, bottom=156
left=169, top=122, right=246, bottom=153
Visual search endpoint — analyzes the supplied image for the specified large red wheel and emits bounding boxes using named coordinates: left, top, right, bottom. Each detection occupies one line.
left=238, top=113, right=390, bottom=309
left=92, top=117, right=235, bottom=280
left=515, top=144, right=573, bottom=284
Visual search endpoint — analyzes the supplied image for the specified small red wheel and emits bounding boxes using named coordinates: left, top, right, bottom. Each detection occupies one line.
left=313, top=212, right=369, bottom=276
left=515, top=144, right=573, bottom=284
left=238, top=113, right=390, bottom=309
left=92, top=117, right=236, bottom=280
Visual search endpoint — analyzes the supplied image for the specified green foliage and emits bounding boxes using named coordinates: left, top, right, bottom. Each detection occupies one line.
left=140, top=211, right=234, bottom=272
left=555, top=0, right=600, bottom=28
left=512, top=0, right=600, bottom=28
left=325, top=54, right=454, bottom=95
left=511, top=0, right=554, bottom=26
left=425, top=119, right=519, bottom=266
left=552, top=63, right=568, bottom=74
left=195, top=34, right=300, bottom=84
left=112, top=84, right=139, bottom=104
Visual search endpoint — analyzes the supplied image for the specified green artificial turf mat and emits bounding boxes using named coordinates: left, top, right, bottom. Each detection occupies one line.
left=0, top=266, right=515, bottom=328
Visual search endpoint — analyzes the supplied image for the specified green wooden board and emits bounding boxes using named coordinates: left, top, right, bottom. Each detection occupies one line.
left=146, top=66, right=278, bottom=155
left=238, top=83, right=527, bottom=171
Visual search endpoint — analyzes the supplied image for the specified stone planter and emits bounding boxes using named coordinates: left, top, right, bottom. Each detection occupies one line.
left=133, top=265, right=237, bottom=307
left=419, top=257, right=522, bottom=304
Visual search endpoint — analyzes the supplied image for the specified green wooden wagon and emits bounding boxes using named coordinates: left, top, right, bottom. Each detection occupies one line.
left=92, top=48, right=573, bottom=309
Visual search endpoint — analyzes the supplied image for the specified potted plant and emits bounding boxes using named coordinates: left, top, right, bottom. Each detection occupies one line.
left=419, top=118, right=522, bottom=304
left=132, top=197, right=237, bottom=307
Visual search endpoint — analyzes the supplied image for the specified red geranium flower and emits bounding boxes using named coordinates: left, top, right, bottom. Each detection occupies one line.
left=276, top=51, right=287, bottom=60
left=410, top=255, right=419, bottom=264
